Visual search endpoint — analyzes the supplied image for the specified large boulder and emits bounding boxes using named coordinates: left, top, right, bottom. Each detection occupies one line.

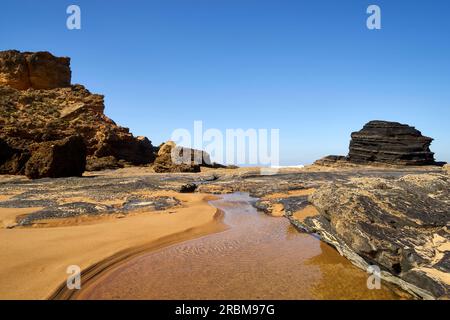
left=24, top=136, right=86, bottom=179
left=0, top=50, right=71, bottom=90
left=152, top=141, right=220, bottom=173
left=153, top=141, right=204, bottom=173
left=299, top=174, right=450, bottom=299
left=94, top=134, right=154, bottom=165
left=348, top=121, right=435, bottom=165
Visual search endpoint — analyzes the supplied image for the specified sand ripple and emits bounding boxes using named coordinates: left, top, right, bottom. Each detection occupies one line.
left=77, top=193, right=401, bottom=300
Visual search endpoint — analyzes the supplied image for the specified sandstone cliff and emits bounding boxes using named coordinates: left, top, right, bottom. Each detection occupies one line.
left=0, top=50, right=71, bottom=90
left=0, top=50, right=155, bottom=178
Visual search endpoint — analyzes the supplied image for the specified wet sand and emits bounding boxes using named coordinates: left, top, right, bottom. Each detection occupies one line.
left=0, top=192, right=223, bottom=300
left=74, top=193, right=401, bottom=300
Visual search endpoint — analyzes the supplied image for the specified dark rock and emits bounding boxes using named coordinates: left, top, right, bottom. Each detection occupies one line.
left=348, top=121, right=435, bottom=165
left=0, top=138, right=30, bottom=175
left=300, top=174, right=450, bottom=299
left=94, top=134, right=155, bottom=165
left=201, top=174, right=219, bottom=182
left=86, top=156, right=124, bottom=171
left=253, top=200, right=271, bottom=213
left=179, top=183, right=197, bottom=193
left=18, top=202, right=115, bottom=226
left=24, top=136, right=86, bottom=179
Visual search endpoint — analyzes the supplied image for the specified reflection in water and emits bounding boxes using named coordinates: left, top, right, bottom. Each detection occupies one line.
left=77, top=193, right=400, bottom=300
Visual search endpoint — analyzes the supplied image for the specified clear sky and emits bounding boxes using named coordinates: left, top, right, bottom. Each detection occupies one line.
left=1, top=0, right=449, bottom=165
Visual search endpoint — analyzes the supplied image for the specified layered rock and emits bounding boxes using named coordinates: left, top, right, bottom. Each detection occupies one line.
left=348, top=121, right=435, bottom=165
left=313, top=155, right=347, bottom=167
left=297, top=174, right=450, bottom=299
left=0, top=50, right=155, bottom=177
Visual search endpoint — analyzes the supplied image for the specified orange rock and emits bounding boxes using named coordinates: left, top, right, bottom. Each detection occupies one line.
left=0, top=50, right=71, bottom=90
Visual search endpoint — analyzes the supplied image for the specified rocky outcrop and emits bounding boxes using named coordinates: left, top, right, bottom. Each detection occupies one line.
left=0, top=50, right=155, bottom=176
left=0, top=50, right=71, bottom=90
left=296, top=174, right=449, bottom=299
left=0, top=137, right=29, bottom=175
left=86, top=156, right=124, bottom=172
left=313, top=155, right=348, bottom=167
left=153, top=141, right=206, bottom=173
left=24, top=136, right=86, bottom=179
left=348, top=121, right=435, bottom=165
left=151, top=141, right=230, bottom=173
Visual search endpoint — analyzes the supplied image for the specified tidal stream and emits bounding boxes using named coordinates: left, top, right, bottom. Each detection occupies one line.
left=76, top=193, right=400, bottom=300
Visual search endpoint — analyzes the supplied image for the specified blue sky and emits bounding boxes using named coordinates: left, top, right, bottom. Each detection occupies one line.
left=1, top=0, right=449, bottom=165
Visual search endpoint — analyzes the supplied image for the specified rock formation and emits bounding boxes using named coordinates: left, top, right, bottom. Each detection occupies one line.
left=86, top=156, right=124, bottom=172
left=314, top=121, right=438, bottom=168
left=0, top=50, right=155, bottom=177
left=0, top=50, right=71, bottom=90
left=313, top=155, right=348, bottom=167
left=24, top=136, right=86, bottom=179
left=298, top=174, right=449, bottom=299
left=153, top=141, right=211, bottom=173
left=444, top=164, right=450, bottom=174
left=348, top=120, right=435, bottom=165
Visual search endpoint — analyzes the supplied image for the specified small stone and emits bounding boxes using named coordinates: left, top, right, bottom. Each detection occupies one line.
left=180, top=183, right=197, bottom=193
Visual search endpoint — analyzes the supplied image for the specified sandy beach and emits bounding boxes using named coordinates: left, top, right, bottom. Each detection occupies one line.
left=0, top=192, right=224, bottom=300
left=0, top=164, right=447, bottom=300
